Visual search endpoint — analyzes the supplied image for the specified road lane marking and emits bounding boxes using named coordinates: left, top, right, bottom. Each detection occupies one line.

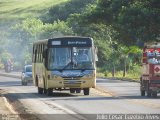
left=44, top=101, right=87, bottom=120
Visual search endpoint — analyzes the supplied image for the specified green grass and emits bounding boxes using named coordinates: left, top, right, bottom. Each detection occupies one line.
left=97, top=66, right=141, bottom=81
left=97, top=71, right=140, bottom=81
left=0, top=0, right=68, bottom=21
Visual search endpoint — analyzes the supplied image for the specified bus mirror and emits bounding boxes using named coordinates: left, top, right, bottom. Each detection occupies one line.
left=95, top=54, right=98, bottom=61
left=43, top=49, right=48, bottom=58
left=95, top=47, right=98, bottom=61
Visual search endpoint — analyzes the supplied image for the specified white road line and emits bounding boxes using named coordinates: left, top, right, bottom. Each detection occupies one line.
left=44, top=101, right=87, bottom=120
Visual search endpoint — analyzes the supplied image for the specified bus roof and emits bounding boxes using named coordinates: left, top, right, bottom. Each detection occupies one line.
left=33, top=36, right=93, bottom=45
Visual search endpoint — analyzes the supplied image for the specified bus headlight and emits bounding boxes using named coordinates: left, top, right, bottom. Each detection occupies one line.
left=53, top=75, right=58, bottom=78
left=48, top=75, right=58, bottom=79
left=84, top=71, right=94, bottom=78
left=85, top=74, right=92, bottom=78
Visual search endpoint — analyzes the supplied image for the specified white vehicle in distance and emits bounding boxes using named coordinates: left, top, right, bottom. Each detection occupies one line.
left=21, top=65, right=32, bottom=85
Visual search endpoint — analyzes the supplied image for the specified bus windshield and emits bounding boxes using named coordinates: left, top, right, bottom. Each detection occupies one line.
left=48, top=47, right=94, bottom=70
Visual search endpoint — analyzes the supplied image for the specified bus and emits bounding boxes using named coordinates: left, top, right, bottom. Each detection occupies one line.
left=32, top=36, right=97, bottom=96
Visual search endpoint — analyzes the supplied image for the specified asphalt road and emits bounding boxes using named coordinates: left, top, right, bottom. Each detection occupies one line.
left=0, top=76, right=160, bottom=120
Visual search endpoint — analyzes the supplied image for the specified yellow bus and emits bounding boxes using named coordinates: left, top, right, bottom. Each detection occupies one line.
left=32, top=36, right=97, bottom=96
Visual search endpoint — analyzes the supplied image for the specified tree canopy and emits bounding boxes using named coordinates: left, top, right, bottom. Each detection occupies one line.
left=83, top=0, right=160, bottom=45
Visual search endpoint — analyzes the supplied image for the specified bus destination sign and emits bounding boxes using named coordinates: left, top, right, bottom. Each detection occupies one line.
left=68, top=41, right=87, bottom=45
left=49, top=37, right=92, bottom=47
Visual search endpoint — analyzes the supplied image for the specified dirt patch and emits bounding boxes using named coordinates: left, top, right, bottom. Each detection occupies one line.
left=0, top=94, right=12, bottom=114
left=0, top=89, right=39, bottom=120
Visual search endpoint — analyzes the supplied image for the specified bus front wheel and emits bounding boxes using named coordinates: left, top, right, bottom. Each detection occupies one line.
left=70, top=88, right=76, bottom=93
left=38, top=87, right=43, bottom=94
left=140, top=89, right=145, bottom=96
left=46, top=88, right=53, bottom=96
left=152, top=91, right=157, bottom=98
left=83, top=88, right=90, bottom=95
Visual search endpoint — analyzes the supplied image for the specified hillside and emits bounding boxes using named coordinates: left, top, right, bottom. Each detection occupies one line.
left=0, top=0, right=68, bottom=28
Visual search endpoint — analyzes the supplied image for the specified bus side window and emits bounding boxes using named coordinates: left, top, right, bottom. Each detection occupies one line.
left=35, top=50, right=37, bottom=63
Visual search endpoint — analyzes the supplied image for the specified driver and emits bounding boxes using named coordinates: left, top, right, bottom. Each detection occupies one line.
left=77, top=50, right=89, bottom=61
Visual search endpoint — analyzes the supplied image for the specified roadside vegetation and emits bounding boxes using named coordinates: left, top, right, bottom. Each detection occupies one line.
left=0, top=0, right=160, bottom=80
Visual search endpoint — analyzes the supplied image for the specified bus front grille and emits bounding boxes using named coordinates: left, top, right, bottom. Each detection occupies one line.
left=63, top=77, right=81, bottom=87
left=64, top=84, right=81, bottom=87
left=63, top=77, right=81, bottom=80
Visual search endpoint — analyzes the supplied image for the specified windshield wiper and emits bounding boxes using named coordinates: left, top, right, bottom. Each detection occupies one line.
left=59, top=61, right=72, bottom=72
left=60, top=60, right=79, bottom=72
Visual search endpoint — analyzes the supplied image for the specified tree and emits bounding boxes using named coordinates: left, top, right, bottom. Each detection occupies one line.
left=11, top=18, right=43, bottom=41
left=84, top=0, right=160, bottom=45
left=40, top=20, right=74, bottom=39
left=8, top=18, right=44, bottom=66
left=117, top=45, right=142, bottom=77
left=0, top=51, right=13, bottom=69
left=44, top=0, right=96, bottom=22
